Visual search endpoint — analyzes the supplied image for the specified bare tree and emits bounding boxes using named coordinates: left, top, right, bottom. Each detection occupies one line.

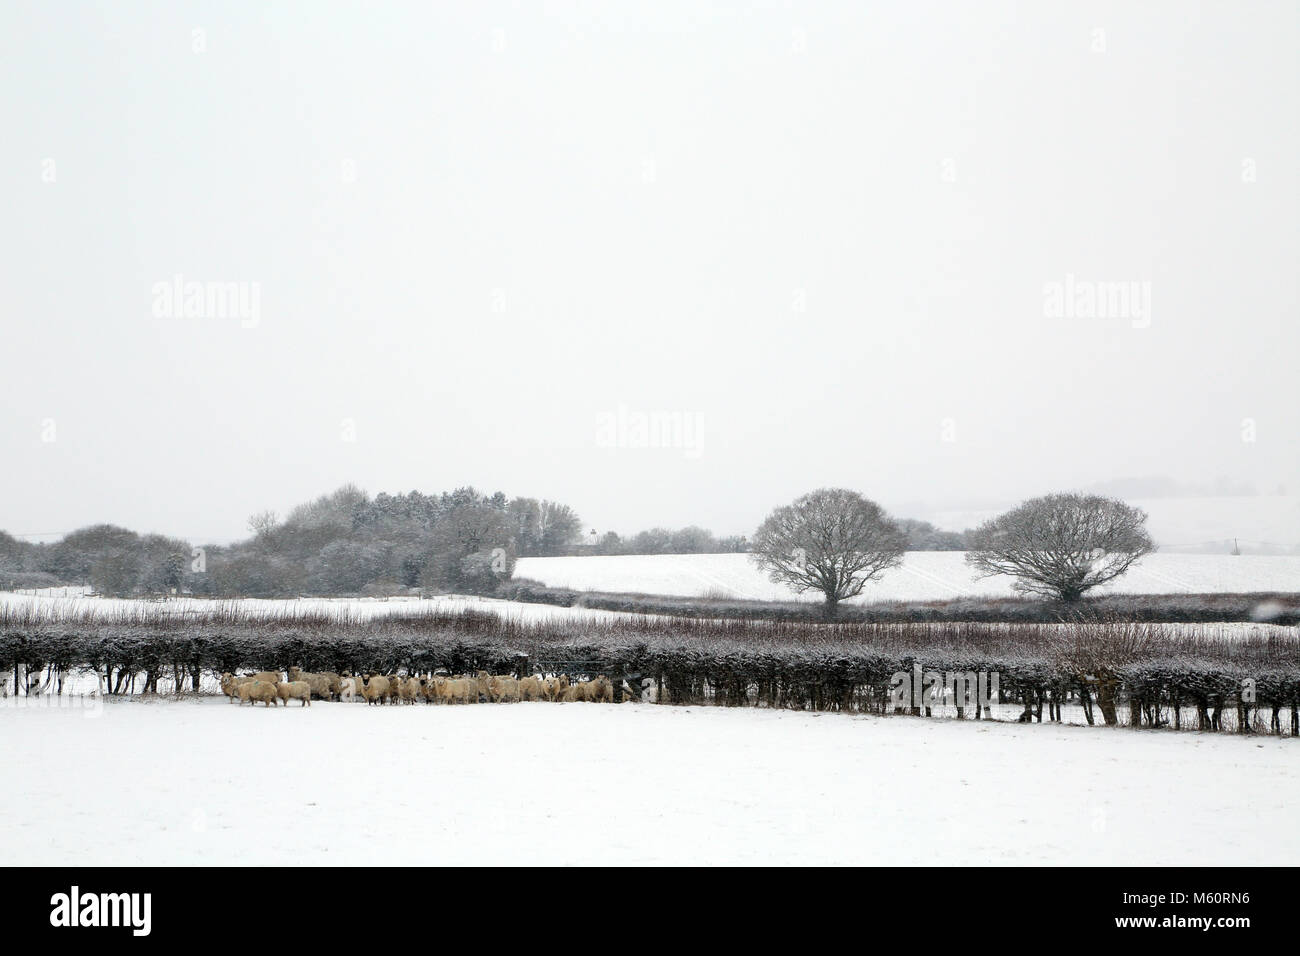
left=1054, top=619, right=1153, bottom=726
left=750, top=488, right=906, bottom=619
left=537, top=501, right=582, bottom=555
left=247, top=510, right=278, bottom=537
left=965, top=493, right=1155, bottom=603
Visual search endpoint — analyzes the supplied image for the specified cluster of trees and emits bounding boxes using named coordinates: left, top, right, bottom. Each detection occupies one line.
left=0, top=525, right=192, bottom=596
left=592, top=527, right=749, bottom=555
left=503, top=498, right=584, bottom=557
left=583, top=520, right=964, bottom=555
left=895, top=519, right=967, bottom=551
left=201, top=486, right=584, bottom=597
left=1, top=485, right=586, bottom=599
left=588, top=521, right=968, bottom=556
left=752, top=489, right=1155, bottom=617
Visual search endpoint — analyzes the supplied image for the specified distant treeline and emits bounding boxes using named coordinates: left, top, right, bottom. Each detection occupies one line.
left=589, top=519, right=965, bottom=555
left=0, top=485, right=583, bottom=599
left=590, top=527, right=749, bottom=555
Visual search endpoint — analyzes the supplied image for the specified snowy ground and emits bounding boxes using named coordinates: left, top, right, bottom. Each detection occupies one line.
left=1, top=697, right=1293, bottom=866
left=516, top=552, right=1300, bottom=603
left=0, top=590, right=633, bottom=623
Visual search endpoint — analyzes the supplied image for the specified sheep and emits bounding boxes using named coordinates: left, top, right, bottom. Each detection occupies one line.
left=420, top=677, right=440, bottom=703
left=276, top=680, right=312, bottom=707
left=238, top=680, right=279, bottom=707
left=220, top=672, right=255, bottom=702
left=397, top=676, right=421, bottom=704
left=247, top=671, right=281, bottom=686
left=424, top=675, right=445, bottom=703
left=562, top=681, right=593, bottom=703
left=486, top=675, right=519, bottom=703
left=517, top=676, right=546, bottom=702
left=439, top=676, right=479, bottom=704
left=362, top=675, right=391, bottom=706
left=287, top=667, right=342, bottom=701
left=544, top=675, right=570, bottom=701
left=442, top=678, right=471, bottom=704
left=590, top=675, right=614, bottom=703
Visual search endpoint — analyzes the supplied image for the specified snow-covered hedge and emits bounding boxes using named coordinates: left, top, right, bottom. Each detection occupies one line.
left=2, top=605, right=1297, bottom=733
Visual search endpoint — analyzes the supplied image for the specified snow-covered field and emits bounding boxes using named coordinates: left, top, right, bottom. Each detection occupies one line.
left=0, top=697, right=1292, bottom=866
left=516, top=552, right=1300, bottom=603
left=0, top=590, right=632, bottom=623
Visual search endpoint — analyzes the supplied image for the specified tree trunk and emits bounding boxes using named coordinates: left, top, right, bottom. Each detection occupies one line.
left=821, top=595, right=839, bottom=621
left=1096, top=677, right=1119, bottom=726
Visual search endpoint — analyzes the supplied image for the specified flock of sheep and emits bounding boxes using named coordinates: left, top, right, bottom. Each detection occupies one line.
left=219, top=666, right=622, bottom=707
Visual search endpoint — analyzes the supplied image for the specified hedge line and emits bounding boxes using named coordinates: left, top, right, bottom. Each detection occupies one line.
left=496, top=583, right=1300, bottom=625
left=2, top=606, right=1297, bottom=734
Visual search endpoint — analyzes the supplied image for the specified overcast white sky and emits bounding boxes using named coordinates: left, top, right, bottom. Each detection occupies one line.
left=2, top=0, right=1296, bottom=544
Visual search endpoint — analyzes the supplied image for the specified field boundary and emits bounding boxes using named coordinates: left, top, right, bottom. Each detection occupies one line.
left=2, top=604, right=1298, bottom=736
left=497, top=582, right=1300, bottom=625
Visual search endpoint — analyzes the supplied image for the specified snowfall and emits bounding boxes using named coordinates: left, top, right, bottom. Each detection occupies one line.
left=1, top=695, right=1295, bottom=866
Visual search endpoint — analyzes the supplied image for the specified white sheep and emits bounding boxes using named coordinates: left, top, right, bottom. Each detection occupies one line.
left=487, top=675, right=520, bottom=703
left=517, top=676, right=546, bottom=702
left=220, top=672, right=254, bottom=702
left=276, top=680, right=312, bottom=707
left=238, top=680, right=279, bottom=707
left=287, top=667, right=342, bottom=701
left=362, top=675, right=391, bottom=706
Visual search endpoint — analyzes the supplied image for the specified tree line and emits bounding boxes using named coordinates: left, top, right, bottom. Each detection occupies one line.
left=0, top=485, right=584, bottom=599
left=592, top=519, right=966, bottom=555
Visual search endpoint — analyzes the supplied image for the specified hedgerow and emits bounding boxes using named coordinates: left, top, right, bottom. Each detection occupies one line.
left=495, top=583, right=1300, bottom=625
left=2, top=604, right=1297, bottom=734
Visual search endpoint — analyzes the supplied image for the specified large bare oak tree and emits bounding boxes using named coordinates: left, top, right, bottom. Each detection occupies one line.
left=751, top=488, right=906, bottom=619
left=964, top=493, right=1155, bottom=603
